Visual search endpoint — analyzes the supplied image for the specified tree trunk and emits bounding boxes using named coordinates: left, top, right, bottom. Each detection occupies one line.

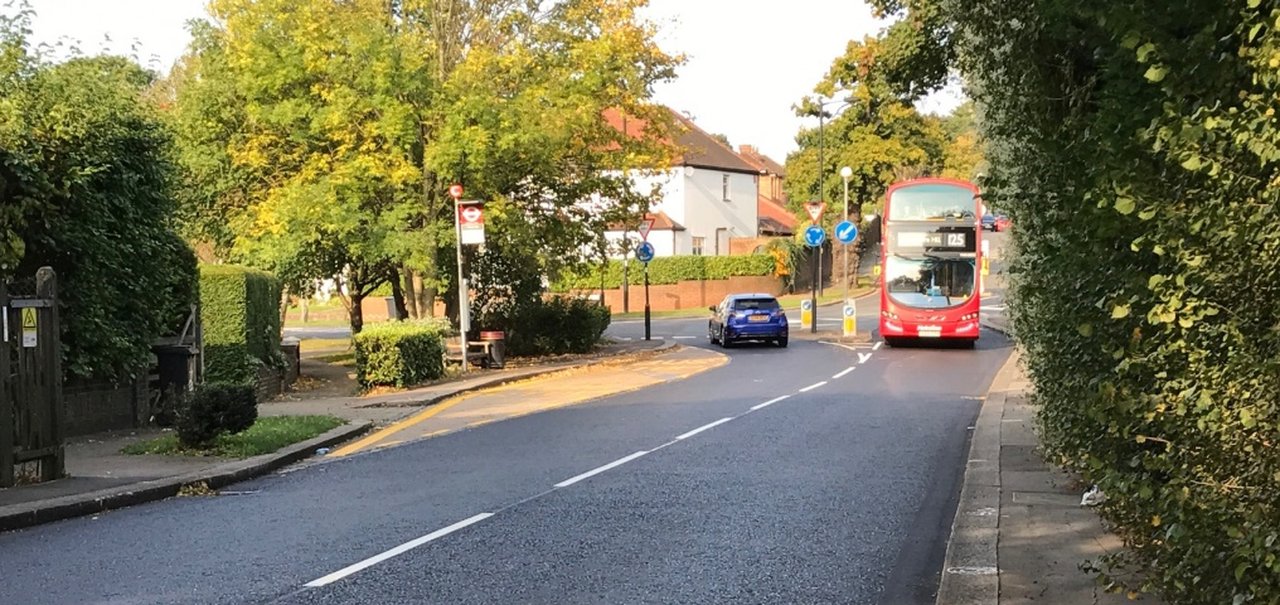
left=413, top=271, right=431, bottom=318
left=390, top=270, right=409, bottom=321
left=349, top=293, right=366, bottom=335
left=300, top=297, right=310, bottom=323
left=279, top=285, right=290, bottom=336
left=402, top=266, right=419, bottom=319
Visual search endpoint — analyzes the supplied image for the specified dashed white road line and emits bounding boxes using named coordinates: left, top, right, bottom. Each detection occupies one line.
left=673, top=336, right=697, bottom=340
left=798, top=381, right=828, bottom=393
left=872, top=341, right=884, bottom=351
left=832, top=367, right=854, bottom=379
left=857, top=352, right=873, bottom=364
left=750, top=395, right=790, bottom=411
left=304, top=513, right=495, bottom=587
left=675, top=417, right=734, bottom=440
left=554, top=451, right=650, bottom=488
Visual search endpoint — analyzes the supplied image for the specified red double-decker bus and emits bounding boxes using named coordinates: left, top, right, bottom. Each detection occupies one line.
left=878, top=178, right=983, bottom=346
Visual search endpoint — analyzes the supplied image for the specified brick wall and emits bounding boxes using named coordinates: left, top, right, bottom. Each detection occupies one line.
left=578, top=275, right=784, bottom=313
left=63, top=376, right=150, bottom=437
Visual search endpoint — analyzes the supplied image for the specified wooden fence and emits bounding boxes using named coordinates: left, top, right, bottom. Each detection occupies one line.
left=1, top=267, right=64, bottom=487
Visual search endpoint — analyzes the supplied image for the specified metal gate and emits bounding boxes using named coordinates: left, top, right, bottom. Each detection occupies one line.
left=1, top=267, right=65, bottom=487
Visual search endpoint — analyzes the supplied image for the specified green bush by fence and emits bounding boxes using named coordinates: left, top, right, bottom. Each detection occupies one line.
left=200, top=264, right=283, bottom=385
left=175, top=382, right=258, bottom=447
left=354, top=320, right=448, bottom=389
left=552, top=254, right=775, bottom=292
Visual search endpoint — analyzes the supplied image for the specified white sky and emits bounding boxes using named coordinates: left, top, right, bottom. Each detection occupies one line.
left=23, top=0, right=963, bottom=162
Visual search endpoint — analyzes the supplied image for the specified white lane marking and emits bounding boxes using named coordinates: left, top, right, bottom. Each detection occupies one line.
left=675, top=417, right=734, bottom=440
left=673, top=336, right=697, bottom=340
left=872, top=341, right=883, bottom=351
left=554, top=451, right=650, bottom=488
left=304, top=513, right=494, bottom=587
left=857, top=352, right=873, bottom=364
left=832, top=367, right=854, bottom=379
left=751, top=395, right=790, bottom=411
left=798, top=381, right=827, bottom=393
left=820, top=341, right=864, bottom=352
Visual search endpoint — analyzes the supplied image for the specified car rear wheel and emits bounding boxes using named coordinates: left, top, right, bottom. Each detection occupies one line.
left=775, top=337, right=788, bottom=348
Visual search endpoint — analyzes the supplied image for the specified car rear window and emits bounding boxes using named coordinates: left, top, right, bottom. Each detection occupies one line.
left=732, top=298, right=780, bottom=311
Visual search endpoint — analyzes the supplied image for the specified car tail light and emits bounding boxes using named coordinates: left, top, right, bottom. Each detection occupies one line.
left=960, top=312, right=979, bottom=321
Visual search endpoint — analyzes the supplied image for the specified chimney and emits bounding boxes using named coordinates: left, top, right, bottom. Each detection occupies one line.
left=739, top=145, right=757, bottom=156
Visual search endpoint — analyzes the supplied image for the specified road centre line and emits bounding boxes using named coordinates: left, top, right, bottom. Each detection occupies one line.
left=554, top=451, right=650, bottom=488
left=304, top=513, right=494, bottom=588
left=750, top=395, right=790, bottom=411
left=858, top=353, right=873, bottom=364
left=832, top=367, right=855, bottom=379
left=675, top=417, right=734, bottom=440
left=798, top=381, right=827, bottom=393
left=873, top=341, right=883, bottom=351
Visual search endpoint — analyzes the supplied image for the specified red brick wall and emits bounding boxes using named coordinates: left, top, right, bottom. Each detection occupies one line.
left=574, top=275, right=784, bottom=313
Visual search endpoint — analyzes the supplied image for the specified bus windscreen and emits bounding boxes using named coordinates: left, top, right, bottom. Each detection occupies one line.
left=887, top=184, right=977, bottom=221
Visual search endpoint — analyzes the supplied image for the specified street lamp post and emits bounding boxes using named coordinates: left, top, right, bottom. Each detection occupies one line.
left=841, top=165, right=852, bottom=302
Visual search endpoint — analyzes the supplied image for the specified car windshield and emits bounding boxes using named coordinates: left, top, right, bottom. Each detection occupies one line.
left=885, top=255, right=976, bottom=309
left=889, top=184, right=977, bottom=221
left=732, top=298, right=780, bottom=311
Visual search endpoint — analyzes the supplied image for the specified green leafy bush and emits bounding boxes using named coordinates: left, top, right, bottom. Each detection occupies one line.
left=552, top=254, right=775, bottom=291
left=200, top=264, right=283, bottom=384
left=175, top=383, right=258, bottom=447
left=353, top=320, right=448, bottom=389
left=503, top=296, right=611, bottom=356
left=917, top=0, right=1280, bottom=601
left=0, top=30, right=199, bottom=378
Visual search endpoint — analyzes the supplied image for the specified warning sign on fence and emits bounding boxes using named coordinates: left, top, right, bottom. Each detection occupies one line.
left=21, top=307, right=36, bottom=348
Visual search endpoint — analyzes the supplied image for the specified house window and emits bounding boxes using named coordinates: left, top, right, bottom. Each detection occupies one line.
left=722, top=174, right=731, bottom=201
left=692, top=236, right=705, bottom=256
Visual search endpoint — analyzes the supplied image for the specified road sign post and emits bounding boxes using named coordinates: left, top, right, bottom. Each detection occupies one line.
left=804, top=222, right=825, bottom=334
left=635, top=242, right=655, bottom=341
left=835, top=220, right=859, bottom=314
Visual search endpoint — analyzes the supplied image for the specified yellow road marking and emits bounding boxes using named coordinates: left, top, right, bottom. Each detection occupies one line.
left=327, top=396, right=474, bottom=458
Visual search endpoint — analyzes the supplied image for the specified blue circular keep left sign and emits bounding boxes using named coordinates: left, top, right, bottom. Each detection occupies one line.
left=804, top=225, right=826, bottom=247
left=635, top=242, right=655, bottom=263
left=835, top=220, right=858, bottom=244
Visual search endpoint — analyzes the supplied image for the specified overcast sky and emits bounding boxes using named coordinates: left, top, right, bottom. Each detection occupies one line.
left=23, top=0, right=963, bottom=162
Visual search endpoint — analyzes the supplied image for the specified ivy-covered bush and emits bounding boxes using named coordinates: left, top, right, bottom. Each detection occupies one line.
left=552, top=254, right=775, bottom=291
left=353, top=320, right=448, bottom=389
left=925, top=0, right=1280, bottom=601
left=175, top=382, right=257, bottom=447
left=200, top=264, right=283, bottom=384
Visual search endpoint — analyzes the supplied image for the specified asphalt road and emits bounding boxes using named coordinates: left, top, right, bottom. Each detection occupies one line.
left=1, top=234, right=1014, bottom=605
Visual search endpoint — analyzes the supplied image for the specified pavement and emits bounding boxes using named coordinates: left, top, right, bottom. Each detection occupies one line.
left=0, top=337, right=674, bottom=532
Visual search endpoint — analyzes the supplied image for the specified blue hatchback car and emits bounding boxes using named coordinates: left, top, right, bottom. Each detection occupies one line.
left=708, top=293, right=788, bottom=348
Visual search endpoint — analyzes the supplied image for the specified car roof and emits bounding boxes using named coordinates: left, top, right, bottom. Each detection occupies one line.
left=727, top=293, right=777, bottom=300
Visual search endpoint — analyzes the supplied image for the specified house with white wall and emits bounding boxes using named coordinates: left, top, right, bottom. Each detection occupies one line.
left=601, top=108, right=760, bottom=257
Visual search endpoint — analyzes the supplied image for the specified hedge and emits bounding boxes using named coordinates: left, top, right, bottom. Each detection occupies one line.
left=937, top=0, right=1280, bottom=601
left=552, top=254, right=775, bottom=292
left=200, top=264, right=283, bottom=385
left=354, top=320, right=448, bottom=389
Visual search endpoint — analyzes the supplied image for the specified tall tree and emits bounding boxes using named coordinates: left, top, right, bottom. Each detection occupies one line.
left=168, top=0, right=678, bottom=334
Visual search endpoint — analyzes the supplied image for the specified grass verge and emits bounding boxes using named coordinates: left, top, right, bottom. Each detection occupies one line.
left=122, top=415, right=346, bottom=458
